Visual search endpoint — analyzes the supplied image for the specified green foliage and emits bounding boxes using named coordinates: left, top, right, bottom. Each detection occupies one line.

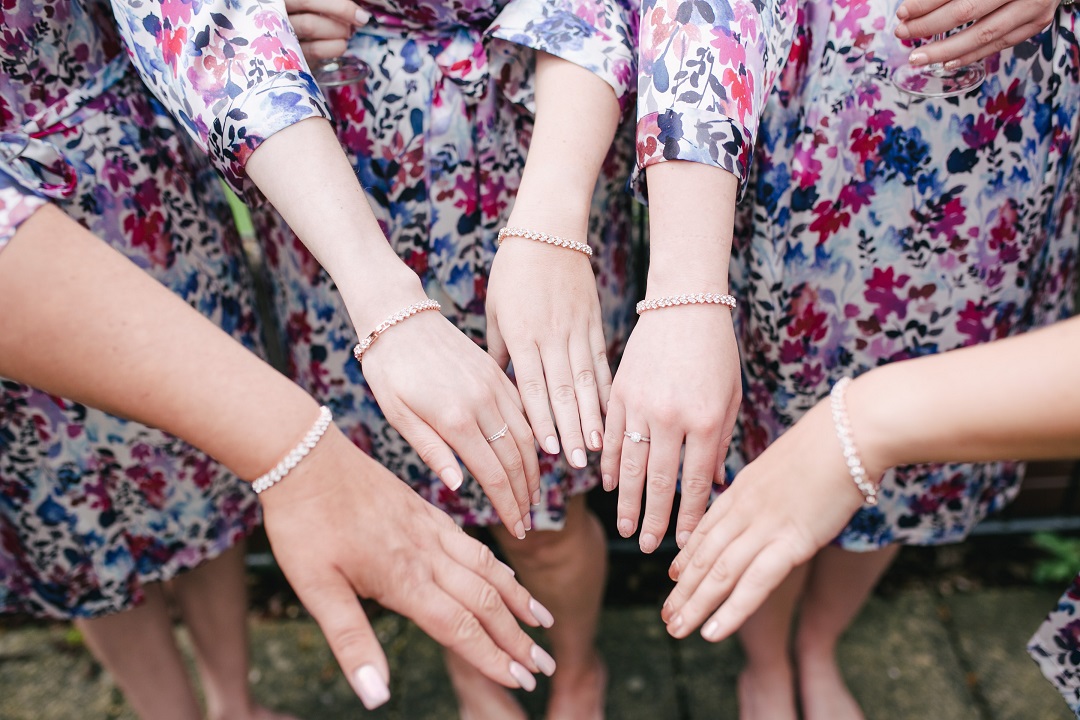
left=1032, top=532, right=1080, bottom=585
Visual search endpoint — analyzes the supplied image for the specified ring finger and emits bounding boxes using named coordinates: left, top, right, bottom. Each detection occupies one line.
left=479, top=411, right=532, bottom=531
left=616, top=418, right=651, bottom=540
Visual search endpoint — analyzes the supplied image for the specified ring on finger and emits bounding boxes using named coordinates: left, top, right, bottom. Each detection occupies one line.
left=624, top=430, right=651, bottom=443
left=485, top=423, right=510, bottom=443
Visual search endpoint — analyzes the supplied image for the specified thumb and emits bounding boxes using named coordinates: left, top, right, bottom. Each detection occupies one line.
left=393, top=408, right=465, bottom=491
left=485, top=313, right=511, bottom=370
left=297, top=574, right=392, bottom=710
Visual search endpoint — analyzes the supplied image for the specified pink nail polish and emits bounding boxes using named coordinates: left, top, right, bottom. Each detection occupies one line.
left=354, top=7, right=372, bottom=24
left=590, top=431, right=603, bottom=450
left=543, top=436, right=559, bottom=454
left=351, top=665, right=390, bottom=710
left=908, top=51, right=928, bottom=67
left=571, top=448, right=587, bottom=468
left=894, top=22, right=909, bottom=39
left=440, top=466, right=463, bottom=491
left=702, top=619, right=721, bottom=641
left=531, top=644, right=557, bottom=677
left=530, top=597, right=555, bottom=628
left=509, top=661, right=537, bottom=691
left=602, top=474, right=613, bottom=491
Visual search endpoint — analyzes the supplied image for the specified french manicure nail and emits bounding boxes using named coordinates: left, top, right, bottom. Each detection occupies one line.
left=590, top=431, right=603, bottom=450
left=676, top=531, right=690, bottom=548
left=894, top=22, right=909, bottom=39
left=513, top=521, right=526, bottom=540
left=531, top=489, right=541, bottom=506
left=509, top=661, right=537, bottom=691
left=702, top=619, right=721, bottom=641
left=499, top=560, right=516, bottom=576
left=523, top=514, right=532, bottom=532
left=530, top=597, right=555, bottom=628
left=531, top=644, right=557, bottom=677
left=354, top=7, right=372, bottom=24
left=640, top=532, right=659, bottom=554
left=440, top=466, right=463, bottom=491
left=617, top=518, right=635, bottom=538
left=543, top=436, right=560, bottom=454
left=908, top=51, right=928, bottom=67
left=571, top=448, right=587, bottom=468
left=351, top=665, right=390, bottom=710
left=602, top=474, right=613, bottom=492
left=895, top=4, right=908, bottom=19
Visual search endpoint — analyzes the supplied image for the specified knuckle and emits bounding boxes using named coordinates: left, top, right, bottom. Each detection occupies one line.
left=706, top=560, right=730, bottom=585
left=975, top=25, right=997, bottom=47
left=956, top=0, right=980, bottom=23
left=574, top=368, right=597, bottom=389
left=476, top=583, right=504, bottom=616
left=653, top=404, right=682, bottom=427
left=649, top=472, right=676, bottom=494
left=502, top=451, right=524, bottom=477
left=620, top=456, right=645, bottom=479
left=593, top=349, right=610, bottom=370
left=472, top=543, right=497, bottom=573
left=483, top=469, right=510, bottom=493
left=682, top=474, right=712, bottom=496
left=449, top=608, right=484, bottom=644
left=520, top=379, right=548, bottom=402
left=550, top=382, right=577, bottom=404
left=441, top=408, right=474, bottom=435
left=330, top=625, right=374, bottom=657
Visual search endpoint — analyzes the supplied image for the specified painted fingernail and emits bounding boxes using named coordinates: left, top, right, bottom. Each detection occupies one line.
left=531, top=489, right=541, bottom=506
left=908, top=51, right=928, bottom=67
left=894, top=22, right=909, bottom=39
left=571, top=448, right=587, bottom=468
left=523, top=514, right=533, bottom=532
left=354, top=7, right=372, bottom=24
left=677, top=531, right=690, bottom=548
left=440, top=466, right=463, bottom=491
left=531, top=644, right=557, bottom=677
left=944, top=59, right=959, bottom=71
left=895, top=4, right=908, bottom=19
left=668, top=613, right=684, bottom=634
left=617, top=518, right=635, bottom=538
left=543, top=435, right=560, bottom=454
left=530, top=598, right=555, bottom=628
left=509, top=661, right=537, bottom=691
left=499, top=560, right=516, bottom=576
left=590, top=431, right=603, bottom=450
left=669, top=560, right=681, bottom=580
left=602, top=474, right=613, bottom=492
left=351, top=665, right=390, bottom=710
left=702, top=619, right=721, bottom=641
left=640, top=532, right=659, bottom=554
left=513, top=521, right=526, bottom=540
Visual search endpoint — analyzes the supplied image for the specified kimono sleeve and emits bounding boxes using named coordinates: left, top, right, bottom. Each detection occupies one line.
left=0, top=171, right=47, bottom=251
left=110, top=0, right=331, bottom=194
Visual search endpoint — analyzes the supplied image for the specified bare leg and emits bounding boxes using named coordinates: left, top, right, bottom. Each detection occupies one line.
left=75, top=584, right=203, bottom=720
left=795, top=544, right=900, bottom=720
left=445, top=495, right=608, bottom=720
left=734, top=563, right=809, bottom=720
left=169, top=542, right=300, bottom=720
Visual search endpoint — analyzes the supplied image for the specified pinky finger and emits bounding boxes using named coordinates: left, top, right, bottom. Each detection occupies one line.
left=698, top=543, right=802, bottom=644
left=300, top=39, right=349, bottom=61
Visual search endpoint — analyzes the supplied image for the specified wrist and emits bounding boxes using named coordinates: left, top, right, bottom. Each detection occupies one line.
left=844, top=368, right=906, bottom=479
left=339, top=267, right=429, bottom=337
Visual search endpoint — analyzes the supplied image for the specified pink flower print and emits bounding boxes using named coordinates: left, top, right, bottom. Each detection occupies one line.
left=865, top=266, right=911, bottom=322
left=251, top=34, right=284, bottom=61
left=161, top=26, right=188, bottom=71
left=962, top=114, right=997, bottom=149
left=254, top=10, right=284, bottom=32
left=927, top=196, right=966, bottom=242
left=160, top=0, right=193, bottom=26
left=809, top=200, right=851, bottom=243
left=986, top=78, right=1025, bottom=127
left=956, top=300, right=992, bottom=345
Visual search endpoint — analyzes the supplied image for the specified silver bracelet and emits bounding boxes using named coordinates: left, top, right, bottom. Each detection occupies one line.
left=252, top=406, right=334, bottom=495
left=636, top=293, right=737, bottom=315
left=352, top=299, right=441, bottom=364
left=829, top=377, right=878, bottom=506
left=497, top=226, right=593, bottom=257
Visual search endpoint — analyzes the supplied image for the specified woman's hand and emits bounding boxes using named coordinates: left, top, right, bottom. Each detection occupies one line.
left=895, top=0, right=1055, bottom=68
left=486, top=228, right=611, bottom=471
left=660, top=398, right=870, bottom=644
left=285, top=0, right=370, bottom=61
left=361, top=311, right=541, bottom=540
left=600, top=308, right=742, bottom=554
left=261, top=426, right=555, bottom=710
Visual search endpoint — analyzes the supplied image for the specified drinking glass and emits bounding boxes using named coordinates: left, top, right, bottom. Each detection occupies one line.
left=313, top=56, right=370, bottom=88
left=891, top=29, right=986, bottom=98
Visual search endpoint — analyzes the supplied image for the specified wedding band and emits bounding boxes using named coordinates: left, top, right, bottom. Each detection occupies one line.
left=485, top=423, right=510, bottom=443
left=624, top=430, right=650, bottom=443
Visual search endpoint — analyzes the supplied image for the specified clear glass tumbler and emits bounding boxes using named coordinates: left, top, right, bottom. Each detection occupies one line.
left=891, top=29, right=986, bottom=98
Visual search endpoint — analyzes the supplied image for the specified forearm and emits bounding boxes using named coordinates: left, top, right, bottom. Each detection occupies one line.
left=0, top=205, right=318, bottom=481
left=852, top=317, right=1080, bottom=472
left=511, top=52, right=621, bottom=230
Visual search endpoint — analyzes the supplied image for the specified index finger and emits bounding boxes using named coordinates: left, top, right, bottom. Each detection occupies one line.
left=287, top=0, right=370, bottom=26
left=896, top=0, right=958, bottom=21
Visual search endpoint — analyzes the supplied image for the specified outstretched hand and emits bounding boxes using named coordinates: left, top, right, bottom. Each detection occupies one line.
left=260, top=425, right=554, bottom=710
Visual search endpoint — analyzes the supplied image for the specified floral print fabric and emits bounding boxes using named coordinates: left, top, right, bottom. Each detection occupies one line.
left=1030, top=574, right=1080, bottom=717
left=0, top=0, right=265, bottom=618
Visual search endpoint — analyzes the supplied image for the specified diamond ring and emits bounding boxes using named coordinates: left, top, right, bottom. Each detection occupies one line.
left=485, top=423, right=510, bottom=443
left=624, top=430, right=650, bottom=443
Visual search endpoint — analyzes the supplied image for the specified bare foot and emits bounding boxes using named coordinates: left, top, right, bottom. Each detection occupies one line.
left=737, top=662, right=798, bottom=720
left=545, top=651, right=606, bottom=720
left=445, top=650, right=528, bottom=720
left=798, top=648, right=864, bottom=720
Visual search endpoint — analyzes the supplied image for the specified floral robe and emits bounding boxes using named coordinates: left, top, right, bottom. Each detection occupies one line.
left=0, top=0, right=318, bottom=618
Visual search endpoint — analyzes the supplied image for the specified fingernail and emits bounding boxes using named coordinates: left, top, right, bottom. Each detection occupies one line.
left=543, top=436, right=559, bottom=454
left=590, top=431, right=603, bottom=450
left=531, top=644, right=557, bottom=677
left=944, top=59, right=959, bottom=71
left=499, top=560, right=515, bottom=576
left=661, top=600, right=673, bottom=621
left=702, top=619, right=721, bottom=641
left=602, top=474, right=613, bottom=492
left=523, top=514, right=532, bottom=532
left=895, top=4, right=908, bottom=19
left=440, top=466, right=463, bottom=491
left=908, top=51, right=928, bottom=67
left=513, top=521, right=526, bottom=540
left=509, top=661, right=537, bottom=691
left=354, top=7, right=372, bottom=24
left=640, top=532, right=659, bottom=554
left=530, top=597, right=555, bottom=628
left=894, top=21, right=909, bottom=38
left=676, top=531, right=690, bottom=548
left=668, top=613, right=684, bottom=634
left=669, top=560, right=681, bottom=580
left=617, top=518, right=635, bottom=538
left=571, top=448, right=587, bottom=468
left=351, top=665, right=390, bottom=710
left=531, top=489, right=541, bottom=506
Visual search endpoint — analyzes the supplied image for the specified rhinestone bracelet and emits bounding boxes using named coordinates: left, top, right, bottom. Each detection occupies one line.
left=353, top=299, right=441, bottom=364
left=829, top=377, right=879, bottom=506
left=636, top=293, right=737, bottom=315
left=497, top=226, right=593, bottom=257
left=252, top=406, right=334, bottom=495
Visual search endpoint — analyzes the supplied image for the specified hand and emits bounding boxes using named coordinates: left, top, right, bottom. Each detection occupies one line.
left=895, top=0, right=1055, bottom=68
left=600, top=307, right=742, bottom=554
left=260, top=426, right=556, bottom=710
left=285, top=0, right=371, bottom=61
left=362, top=310, right=541, bottom=539
left=660, top=398, right=873, bottom=644
left=486, top=230, right=611, bottom=470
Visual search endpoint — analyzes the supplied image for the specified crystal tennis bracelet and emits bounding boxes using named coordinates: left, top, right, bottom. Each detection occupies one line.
left=497, top=226, right=593, bottom=257
left=829, top=377, right=879, bottom=506
left=636, top=293, right=737, bottom=315
left=352, top=299, right=441, bottom=364
left=252, top=406, right=334, bottom=495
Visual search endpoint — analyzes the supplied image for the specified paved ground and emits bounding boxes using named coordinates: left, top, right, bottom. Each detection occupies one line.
left=0, top=585, right=1071, bottom=719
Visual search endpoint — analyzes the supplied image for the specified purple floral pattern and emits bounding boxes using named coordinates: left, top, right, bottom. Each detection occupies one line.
left=1030, top=574, right=1080, bottom=717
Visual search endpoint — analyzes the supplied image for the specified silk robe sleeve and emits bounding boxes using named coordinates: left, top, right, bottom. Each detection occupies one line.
left=109, top=0, right=331, bottom=193
left=0, top=171, right=47, bottom=249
